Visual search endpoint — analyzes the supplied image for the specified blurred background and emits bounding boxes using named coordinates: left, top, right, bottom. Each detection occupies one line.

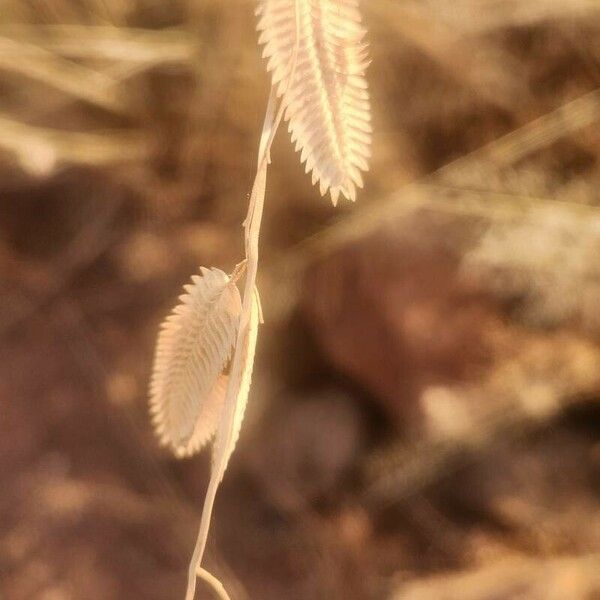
left=1, top=1, right=600, bottom=599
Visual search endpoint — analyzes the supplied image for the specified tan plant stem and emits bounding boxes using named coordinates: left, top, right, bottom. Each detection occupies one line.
left=183, top=82, right=280, bottom=600
left=183, top=87, right=278, bottom=600
left=197, top=568, right=232, bottom=600
left=184, top=4, right=301, bottom=597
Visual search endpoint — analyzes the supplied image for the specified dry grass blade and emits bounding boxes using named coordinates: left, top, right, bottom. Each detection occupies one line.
left=0, top=25, right=195, bottom=63
left=212, top=287, right=261, bottom=478
left=0, top=115, right=148, bottom=175
left=442, top=89, right=600, bottom=180
left=273, top=88, right=600, bottom=286
left=0, top=36, right=126, bottom=113
left=397, top=0, right=600, bottom=33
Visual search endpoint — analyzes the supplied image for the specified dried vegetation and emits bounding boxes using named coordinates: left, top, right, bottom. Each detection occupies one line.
left=1, top=1, right=599, bottom=599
